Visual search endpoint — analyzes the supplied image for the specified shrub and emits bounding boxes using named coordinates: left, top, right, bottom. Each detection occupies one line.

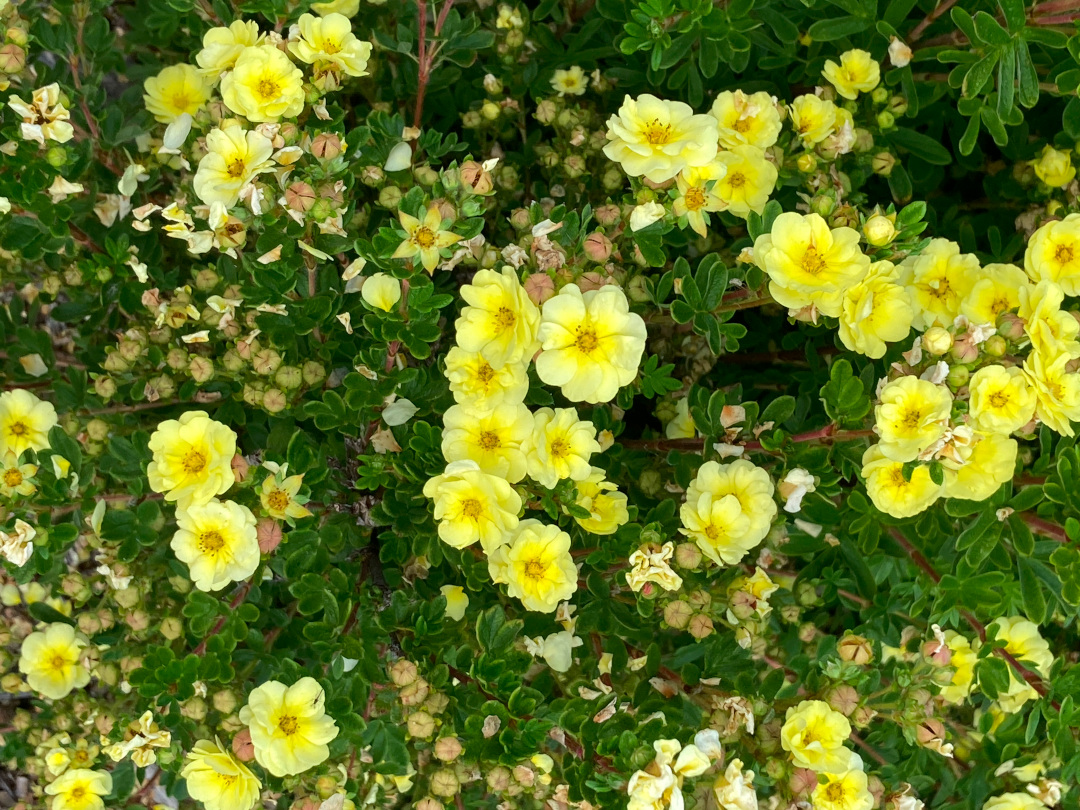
left=1, top=0, right=1080, bottom=809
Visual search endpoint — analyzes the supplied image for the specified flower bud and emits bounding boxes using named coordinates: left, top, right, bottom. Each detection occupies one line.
left=378, top=186, right=403, bottom=209
left=583, top=232, right=612, bottom=263
left=663, top=600, right=692, bottom=629
left=360, top=165, right=385, bottom=187
left=160, top=617, right=183, bottom=640
left=674, top=542, right=702, bottom=569
left=181, top=697, right=207, bottom=721
left=407, top=711, right=436, bottom=739
left=796, top=153, right=817, bottom=173
left=688, top=613, right=714, bottom=639
left=984, top=335, right=1007, bottom=357
left=838, top=634, right=873, bottom=665
left=286, top=182, right=317, bottom=212
left=390, top=659, right=419, bottom=687
left=601, top=165, right=624, bottom=191
left=872, top=151, right=896, bottom=176
left=430, top=769, right=459, bottom=798
left=460, top=161, right=494, bottom=194
left=213, top=689, right=238, bottom=714
left=311, top=133, right=344, bottom=160
left=863, top=214, right=897, bottom=246
left=263, top=388, right=287, bottom=413
left=434, top=736, right=462, bottom=762
left=789, top=768, right=818, bottom=795
left=876, top=110, right=896, bottom=130
left=481, top=100, right=500, bottom=121
left=535, top=99, right=557, bottom=124
left=922, top=326, right=953, bottom=355
left=946, top=365, right=969, bottom=389
left=232, top=729, right=255, bottom=761
left=114, top=587, right=139, bottom=609
left=827, top=684, right=860, bottom=716
left=0, top=43, right=26, bottom=73
left=189, top=356, right=214, bottom=383
left=810, top=194, right=835, bottom=218
left=416, top=799, right=445, bottom=810
left=302, top=361, right=327, bottom=386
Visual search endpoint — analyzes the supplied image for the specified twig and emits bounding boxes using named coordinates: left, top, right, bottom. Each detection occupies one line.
left=849, top=731, right=889, bottom=767
left=909, top=0, right=962, bottom=41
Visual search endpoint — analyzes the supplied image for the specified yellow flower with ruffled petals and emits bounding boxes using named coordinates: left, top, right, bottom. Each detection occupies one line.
left=837, top=260, right=914, bottom=358
left=171, top=499, right=259, bottom=592
left=673, top=161, right=727, bottom=237
left=989, top=616, right=1053, bottom=713
left=144, top=64, right=212, bottom=123
left=960, top=263, right=1029, bottom=325
left=780, top=700, right=855, bottom=773
left=526, top=407, right=600, bottom=489
left=444, top=347, right=529, bottom=408
left=789, top=94, right=837, bottom=146
left=943, top=432, right=1016, bottom=501
left=44, top=769, right=111, bottom=810
left=454, top=267, right=541, bottom=368
left=536, top=284, right=647, bottom=404
left=710, top=90, right=781, bottom=149
left=969, top=365, right=1036, bottom=435
left=874, top=376, right=953, bottom=462
left=182, top=738, right=262, bottom=810
left=603, top=93, right=719, bottom=183
left=572, top=468, right=629, bottom=535
left=196, top=21, right=262, bottom=77
left=192, top=121, right=275, bottom=207
left=494, top=519, right=578, bottom=613
left=422, top=459, right=521, bottom=551
left=822, top=49, right=880, bottom=100
left=1025, top=214, right=1080, bottom=295
left=441, top=402, right=532, bottom=482
left=220, top=45, right=305, bottom=123
left=147, top=411, right=237, bottom=509
left=712, top=145, right=777, bottom=219
left=0, top=388, right=57, bottom=457
left=898, top=239, right=979, bottom=330
left=1024, top=348, right=1080, bottom=435
left=812, top=768, right=874, bottom=810
left=289, top=13, right=372, bottom=77
left=1032, top=144, right=1075, bottom=188
left=1018, top=280, right=1080, bottom=359
left=240, top=677, right=339, bottom=777
left=18, top=623, right=90, bottom=700
left=861, top=445, right=942, bottom=518
left=0, top=451, right=37, bottom=497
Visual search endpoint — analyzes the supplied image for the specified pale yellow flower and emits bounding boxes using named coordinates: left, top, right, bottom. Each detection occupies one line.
left=940, top=630, right=978, bottom=704
left=444, top=347, right=529, bottom=408
left=147, top=410, right=237, bottom=509
left=710, top=90, right=781, bottom=149
left=8, top=83, right=74, bottom=145
left=1032, top=144, right=1075, bottom=187
left=44, top=769, right=111, bottom=810
left=536, top=284, right=647, bottom=403
left=143, top=64, right=212, bottom=123
left=837, top=260, right=914, bottom=359
left=391, top=205, right=463, bottom=274
left=196, top=20, right=262, bottom=77
left=861, top=444, right=943, bottom=518
left=311, top=0, right=361, bottom=15
left=360, top=273, right=401, bottom=311
left=1025, top=213, right=1080, bottom=295
left=943, top=432, right=1016, bottom=501
left=171, top=499, right=260, bottom=591
left=673, top=161, right=727, bottom=237
left=0, top=451, right=37, bottom=498
left=712, top=145, right=777, bottom=219
left=822, top=49, right=880, bottom=99
left=551, top=66, right=587, bottom=96
left=440, top=402, right=532, bottom=482
left=603, top=93, right=719, bottom=183
left=259, top=469, right=312, bottom=522
left=239, top=677, right=339, bottom=776
left=626, top=541, right=683, bottom=592
left=492, top=519, right=578, bottom=613
left=0, top=518, right=35, bottom=567
left=897, top=238, right=979, bottom=329
left=572, top=467, right=629, bottom=535
left=780, top=700, right=855, bottom=773
left=18, top=623, right=90, bottom=700
left=812, top=767, right=874, bottom=810
left=983, top=794, right=1046, bottom=810
left=289, top=13, right=372, bottom=77
left=440, top=585, right=469, bottom=621
left=220, top=45, right=305, bottom=123
left=0, top=388, right=57, bottom=457
left=422, top=459, right=521, bottom=551
left=874, top=376, right=953, bottom=462
left=192, top=121, right=275, bottom=207
left=1024, top=348, right=1080, bottom=435
left=182, top=738, right=262, bottom=810
left=990, top=616, right=1053, bottom=713
left=104, top=711, right=172, bottom=767
left=685, top=459, right=776, bottom=548
left=454, top=266, right=541, bottom=368
left=789, top=94, right=837, bottom=146
left=1018, top=280, right=1080, bottom=360
left=525, top=407, right=600, bottom=488
left=968, top=365, right=1036, bottom=434
left=959, top=262, right=1029, bottom=325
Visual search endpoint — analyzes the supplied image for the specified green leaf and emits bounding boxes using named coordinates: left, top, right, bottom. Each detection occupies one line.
left=1019, top=558, right=1048, bottom=623
left=889, top=128, right=953, bottom=165
left=806, top=15, right=871, bottom=41
left=999, top=0, right=1025, bottom=31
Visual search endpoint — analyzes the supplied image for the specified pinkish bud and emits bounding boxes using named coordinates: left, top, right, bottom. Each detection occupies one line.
left=257, top=519, right=282, bottom=554
left=285, top=182, right=317, bottom=212
left=232, top=729, right=255, bottom=761
left=524, top=273, right=555, bottom=305
left=310, top=132, right=344, bottom=160
left=231, top=454, right=249, bottom=484
left=583, top=232, right=612, bottom=262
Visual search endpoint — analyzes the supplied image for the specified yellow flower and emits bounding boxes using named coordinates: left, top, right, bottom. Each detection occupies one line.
left=8, top=83, right=74, bottom=145
left=196, top=20, right=262, bottom=77
left=861, top=445, right=943, bottom=518
left=603, top=93, right=719, bottom=183
left=837, top=260, right=914, bottom=358
left=1, top=518, right=36, bottom=567
left=18, top=623, right=90, bottom=700
left=1025, top=213, right=1080, bottom=295
left=444, top=347, right=529, bottom=408
left=239, top=677, right=339, bottom=777
left=171, top=499, right=259, bottom=592
left=626, top=541, right=683, bottom=593
left=780, top=700, right=854, bottom=773
left=104, top=711, right=172, bottom=767
left=289, top=13, right=372, bottom=77
left=422, top=459, right=521, bottom=551
left=1018, top=280, right=1080, bottom=360
left=968, top=365, right=1036, bottom=434
left=754, top=212, right=869, bottom=318
left=192, top=121, right=275, bottom=207
left=874, top=376, right=953, bottom=462
left=551, top=66, right=587, bottom=96
left=526, top=407, right=600, bottom=489
left=1024, top=348, right=1080, bottom=435
left=943, top=432, right=1016, bottom=501
left=710, top=90, right=781, bottom=149
left=493, top=519, right=578, bottom=613
left=572, top=468, right=629, bottom=535
left=454, top=267, right=541, bottom=368
left=440, top=402, right=532, bottom=482
left=1032, top=144, right=1076, bottom=188
left=789, top=94, right=837, bottom=146
left=259, top=469, right=312, bottom=522
left=182, top=738, right=262, bottom=810
left=673, top=161, right=727, bottom=237
left=44, top=769, right=112, bottom=810
left=143, top=64, right=212, bottom=123
left=360, top=273, right=401, bottom=311
left=712, top=145, right=778, bottom=219
left=147, top=411, right=237, bottom=509
left=391, top=204, right=463, bottom=274
left=311, top=0, right=360, bottom=15
left=536, top=284, right=648, bottom=404
left=440, top=585, right=469, bottom=621
left=959, top=263, right=1029, bottom=325
left=940, top=630, right=978, bottom=704
left=0, top=388, right=57, bottom=457
left=680, top=490, right=751, bottom=566
left=822, top=49, right=880, bottom=100
left=989, top=616, right=1054, bottom=713
left=812, top=768, right=874, bottom=810
left=665, top=397, right=695, bottom=439
left=983, top=795, right=1047, bottom=810
left=220, top=45, right=305, bottom=123
left=897, top=239, right=979, bottom=329
left=687, top=459, right=776, bottom=546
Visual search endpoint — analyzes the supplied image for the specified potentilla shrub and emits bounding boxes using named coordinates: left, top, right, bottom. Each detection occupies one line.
left=2, top=0, right=1080, bottom=809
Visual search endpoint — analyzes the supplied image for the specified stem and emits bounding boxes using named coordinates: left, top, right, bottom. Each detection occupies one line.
left=849, top=732, right=889, bottom=767
left=48, top=492, right=162, bottom=518
left=909, top=0, right=962, bottom=41
left=1022, top=513, right=1068, bottom=543
left=619, top=426, right=875, bottom=453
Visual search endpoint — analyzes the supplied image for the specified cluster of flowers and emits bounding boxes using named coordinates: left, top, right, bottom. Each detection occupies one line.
left=423, top=266, right=646, bottom=614
left=603, top=49, right=886, bottom=239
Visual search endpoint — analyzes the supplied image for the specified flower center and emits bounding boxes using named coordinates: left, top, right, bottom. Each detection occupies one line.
left=476, top=362, right=496, bottom=383
left=801, top=247, right=827, bottom=276
left=727, top=172, right=746, bottom=189
left=733, top=117, right=752, bottom=133
left=988, top=390, right=1010, bottom=409
left=278, top=715, right=299, bottom=735
left=1055, top=243, right=1074, bottom=265
left=226, top=159, right=247, bottom=178
left=704, top=524, right=720, bottom=540
left=267, top=490, right=290, bottom=511
left=492, top=306, right=516, bottom=333
left=3, top=469, right=23, bottom=486
left=7, top=421, right=28, bottom=437
left=171, top=92, right=191, bottom=111
left=643, top=118, right=672, bottom=145
left=182, top=448, right=208, bottom=474
left=257, top=78, right=281, bottom=100
left=68, top=786, right=87, bottom=802
left=199, top=530, right=226, bottom=553
left=460, top=498, right=483, bottom=519
left=414, top=227, right=437, bottom=248
left=683, top=187, right=707, bottom=211
left=50, top=653, right=70, bottom=670
left=523, top=558, right=546, bottom=580
left=900, top=407, right=923, bottom=429
left=575, top=328, right=599, bottom=354
left=478, top=430, right=501, bottom=450
left=549, top=438, right=570, bottom=459
left=824, top=782, right=846, bottom=804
